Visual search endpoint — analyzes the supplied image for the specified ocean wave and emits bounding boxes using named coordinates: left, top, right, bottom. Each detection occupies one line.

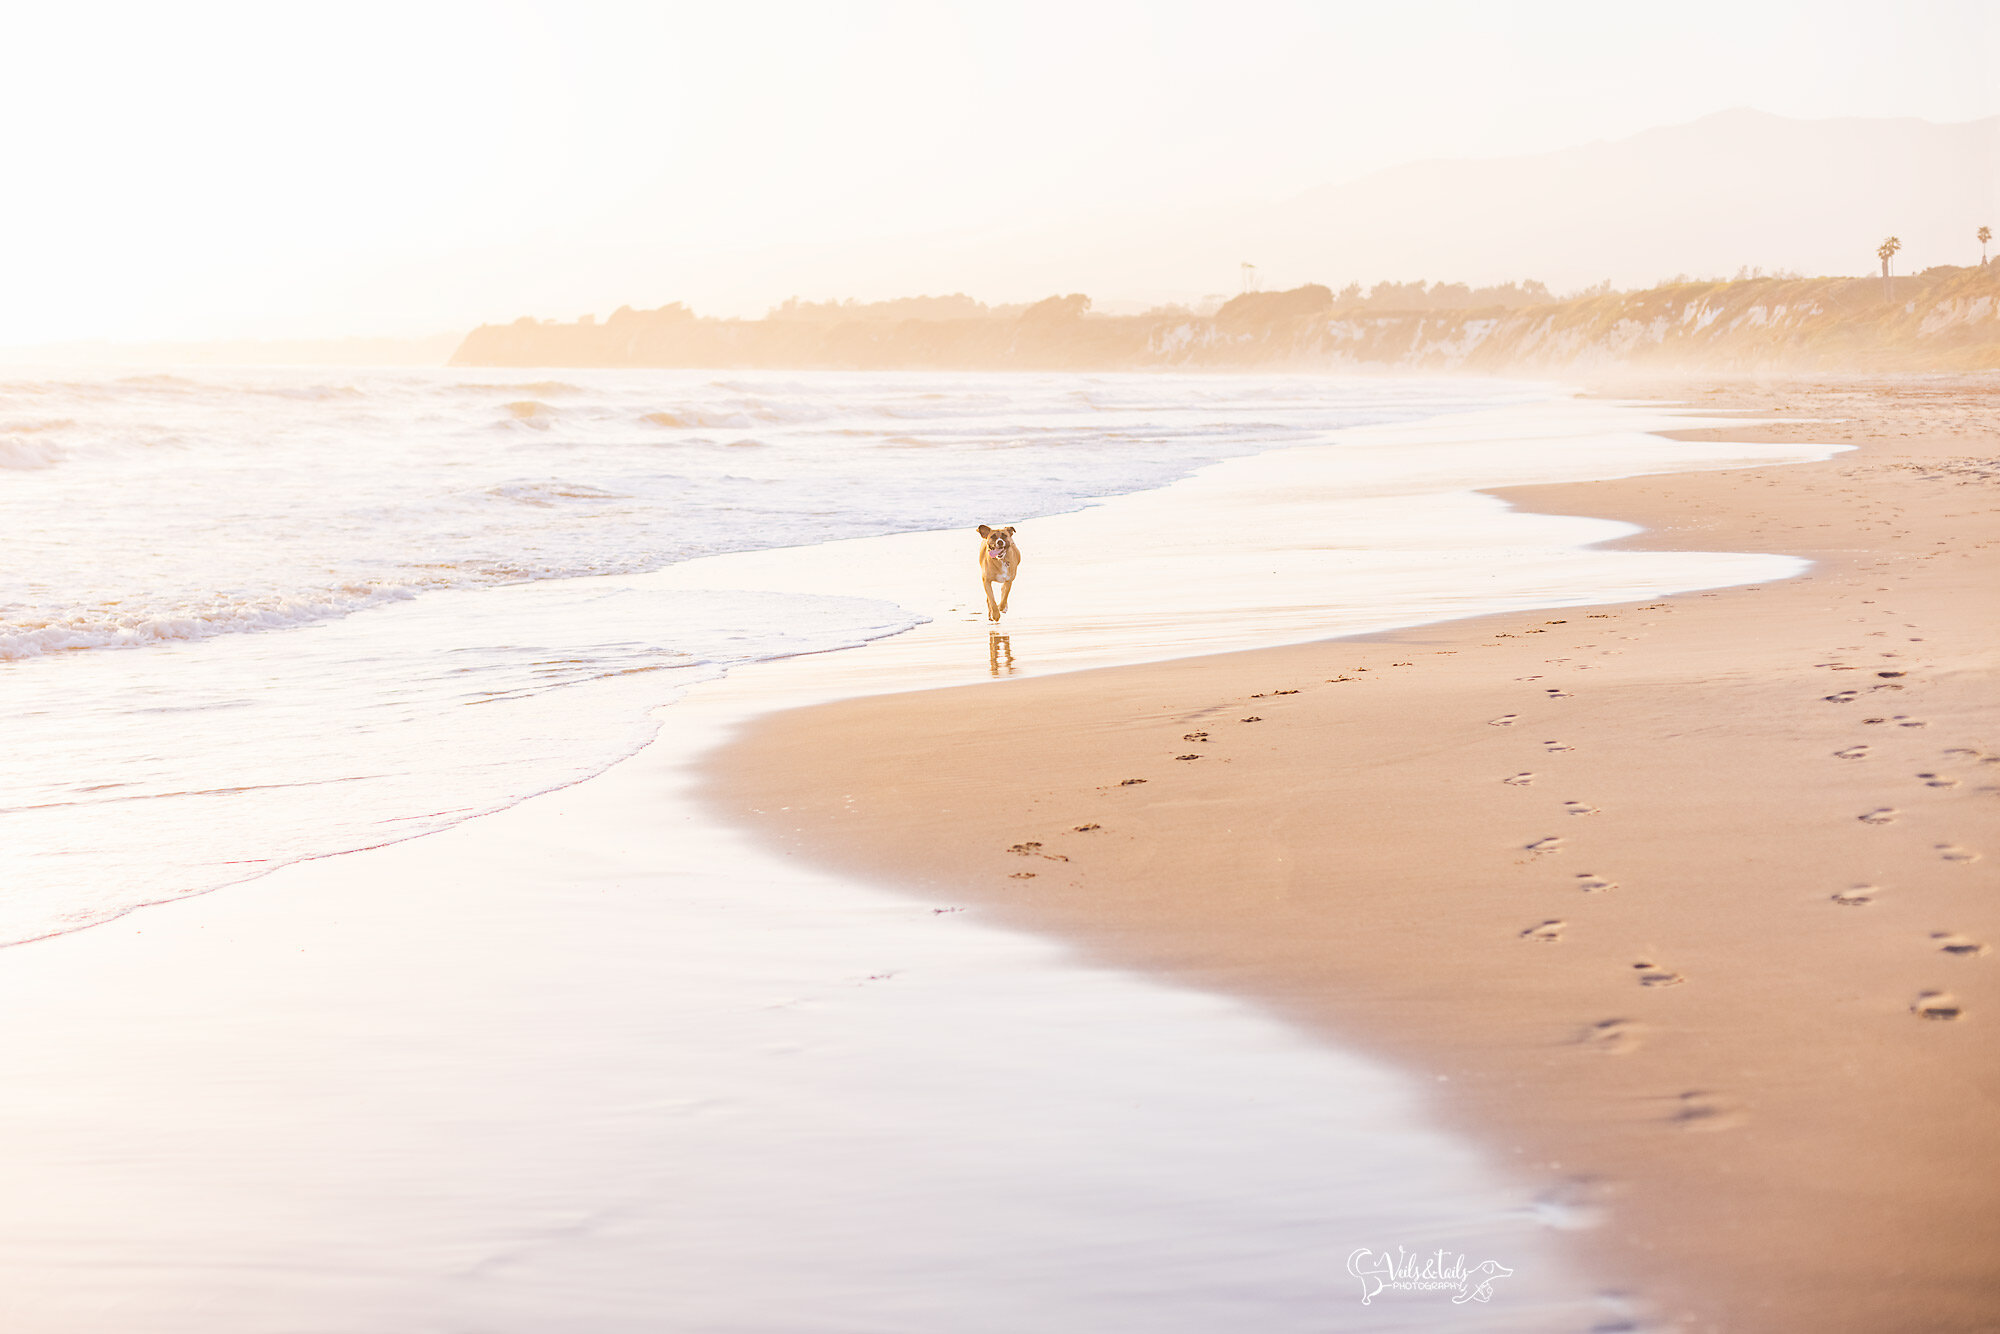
left=643, top=408, right=755, bottom=429
left=484, top=480, right=630, bottom=506
left=0, top=437, right=65, bottom=469
left=455, top=380, right=584, bottom=397
left=116, top=374, right=199, bottom=391
left=0, top=585, right=417, bottom=660
left=745, top=399, right=833, bottom=425
left=251, top=383, right=367, bottom=402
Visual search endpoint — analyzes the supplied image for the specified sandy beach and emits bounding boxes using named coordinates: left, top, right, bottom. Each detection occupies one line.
left=712, top=376, right=2000, bottom=1332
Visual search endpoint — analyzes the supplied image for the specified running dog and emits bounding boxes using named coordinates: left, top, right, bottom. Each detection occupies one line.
left=976, top=524, right=1022, bottom=621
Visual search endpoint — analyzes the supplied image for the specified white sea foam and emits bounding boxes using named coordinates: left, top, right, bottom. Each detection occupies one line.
left=0, top=584, right=419, bottom=659
left=1, top=368, right=1512, bottom=668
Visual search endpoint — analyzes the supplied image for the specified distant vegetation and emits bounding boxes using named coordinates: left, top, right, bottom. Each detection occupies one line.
left=454, top=265, right=2000, bottom=373
left=765, top=293, right=1015, bottom=322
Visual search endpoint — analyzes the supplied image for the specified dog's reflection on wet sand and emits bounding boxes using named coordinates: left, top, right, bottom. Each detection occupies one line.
left=988, top=632, right=1016, bottom=677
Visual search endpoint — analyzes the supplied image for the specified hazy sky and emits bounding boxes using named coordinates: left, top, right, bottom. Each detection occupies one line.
left=4, top=0, right=1995, bottom=343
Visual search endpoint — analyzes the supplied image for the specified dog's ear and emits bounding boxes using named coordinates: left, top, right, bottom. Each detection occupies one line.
left=977, top=524, right=992, bottom=538
left=1003, top=526, right=1016, bottom=536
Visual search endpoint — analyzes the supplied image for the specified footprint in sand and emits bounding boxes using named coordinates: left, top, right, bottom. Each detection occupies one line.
left=1931, top=932, right=1989, bottom=957
left=1831, top=884, right=1880, bottom=906
left=1175, top=753, right=1202, bottom=761
left=1858, top=807, right=1899, bottom=824
left=1916, top=772, right=1959, bottom=788
left=1240, top=716, right=1262, bottom=724
left=1833, top=745, right=1870, bottom=760
left=1669, top=1091, right=1744, bottom=1132
left=1182, top=731, right=1209, bottom=742
left=1520, top=919, right=1566, bottom=943
left=1008, top=871, right=1037, bottom=880
left=1575, top=874, right=1617, bottom=893
left=1072, top=823, right=1100, bottom=832
left=1502, top=772, right=1535, bottom=786
left=1633, top=962, right=1684, bottom=987
left=1911, top=991, right=1962, bottom=1021
left=1007, top=842, right=1044, bottom=855
left=1524, top=836, right=1564, bottom=855
left=1895, top=716, right=1928, bottom=728
left=1578, top=1018, right=1643, bottom=1055
left=1564, top=800, right=1599, bottom=816
left=1824, top=690, right=1860, bottom=703
left=1489, top=714, right=1520, bottom=727
left=1119, top=778, right=1147, bottom=786
left=1544, top=688, right=1573, bottom=699
left=1937, top=844, right=1982, bottom=863
left=1543, top=740, right=1574, bottom=753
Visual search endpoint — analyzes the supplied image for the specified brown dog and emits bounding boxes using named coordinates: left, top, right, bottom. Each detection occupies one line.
left=976, top=524, right=1022, bottom=621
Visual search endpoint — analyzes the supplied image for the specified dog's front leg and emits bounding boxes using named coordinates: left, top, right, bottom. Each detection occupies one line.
left=984, top=578, right=1001, bottom=621
left=996, top=578, right=1012, bottom=614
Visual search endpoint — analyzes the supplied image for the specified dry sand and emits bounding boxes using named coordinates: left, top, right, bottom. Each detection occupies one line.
left=711, top=376, right=2000, bottom=1333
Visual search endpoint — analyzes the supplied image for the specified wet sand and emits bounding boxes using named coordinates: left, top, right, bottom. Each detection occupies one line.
left=711, top=376, right=2000, bottom=1332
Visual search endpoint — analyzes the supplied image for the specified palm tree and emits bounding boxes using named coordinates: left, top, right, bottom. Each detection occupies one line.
left=1980, top=226, right=1992, bottom=267
left=1877, top=236, right=1902, bottom=296
left=1877, top=236, right=1901, bottom=277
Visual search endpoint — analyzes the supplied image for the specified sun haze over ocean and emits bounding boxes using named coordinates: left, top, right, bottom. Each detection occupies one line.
left=3, top=0, right=1995, bottom=354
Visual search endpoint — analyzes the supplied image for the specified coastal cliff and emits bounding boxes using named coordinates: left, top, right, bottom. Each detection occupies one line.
left=451, top=266, right=2000, bottom=373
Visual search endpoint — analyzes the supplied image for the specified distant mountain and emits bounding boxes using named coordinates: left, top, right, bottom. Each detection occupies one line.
left=1215, top=109, right=1999, bottom=293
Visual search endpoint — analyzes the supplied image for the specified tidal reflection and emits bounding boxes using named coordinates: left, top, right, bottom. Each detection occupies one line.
left=988, top=632, right=1016, bottom=676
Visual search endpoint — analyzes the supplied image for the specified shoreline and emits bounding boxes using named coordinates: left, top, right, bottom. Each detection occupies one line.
left=11, top=384, right=1738, bottom=1331
left=709, top=375, right=2000, bottom=1331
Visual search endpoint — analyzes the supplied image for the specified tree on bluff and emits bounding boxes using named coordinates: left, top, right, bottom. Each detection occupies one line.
left=1215, top=284, right=1333, bottom=327
left=1020, top=294, right=1092, bottom=323
left=1877, top=236, right=1902, bottom=293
